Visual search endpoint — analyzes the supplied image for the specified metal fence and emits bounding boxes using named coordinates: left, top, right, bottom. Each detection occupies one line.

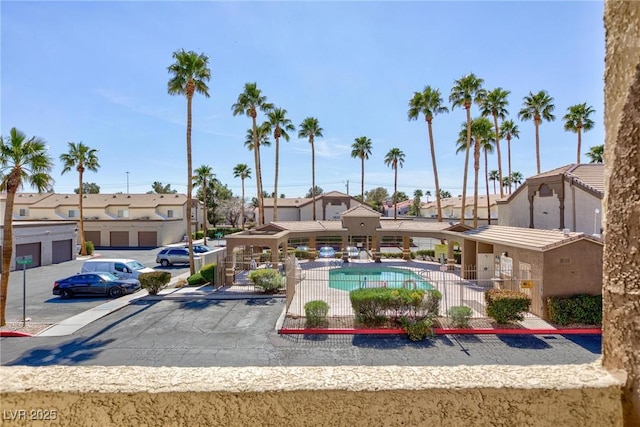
left=281, top=258, right=539, bottom=321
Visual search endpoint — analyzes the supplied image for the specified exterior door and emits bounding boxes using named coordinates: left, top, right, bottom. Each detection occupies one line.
left=110, top=231, right=129, bottom=247
left=15, top=242, right=41, bottom=269
left=138, top=231, right=157, bottom=247
left=477, top=253, right=494, bottom=282
left=52, top=239, right=72, bottom=263
left=85, top=231, right=101, bottom=247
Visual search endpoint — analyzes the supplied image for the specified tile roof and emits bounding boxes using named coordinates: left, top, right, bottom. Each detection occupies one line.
left=566, top=164, right=605, bottom=193
left=421, top=194, right=505, bottom=209
left=8, top=193, right=188, bottom=208
left=455, top=225, right=602, bottom=251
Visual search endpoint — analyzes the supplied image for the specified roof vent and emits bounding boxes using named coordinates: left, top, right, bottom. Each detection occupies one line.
left=562, top=228, right=570, bottom=237
left=175, top=194, right=179, bottom=198
left=127, top=195, right=131, bottom=198
left=65, top=195, right=69, bottom=198
left=29, top=194, right=33, bottom=197
left=160, top=195, right=164, bottom=198
left=113, top=195, right=117, bottom=198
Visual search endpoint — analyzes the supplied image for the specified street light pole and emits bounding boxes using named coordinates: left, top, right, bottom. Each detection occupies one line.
left=126, top=171, right=130, bottom=194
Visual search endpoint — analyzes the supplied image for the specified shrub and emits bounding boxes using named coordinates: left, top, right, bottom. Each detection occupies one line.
left=84, top=240, right=95, bottom=255
left=547, top=294, right=602, bottom=326
left=415, top=249, right=435, bottom=260
left=350, top=288, right=390, bottom=326
left=193, top=230, right=204, bottom=239
left=139, top=271, right=171, bottom=295
left=485, top=289, right=531, bottom=324
left=350, top=288, right=440, bottom=325
left=422, top=289, right=442, bottom=317
left=187, top=272, right=205, bottom=286
left=294, top=249, right=310, bottom=259
left=248, top=268, right=284, bottom=293
left=449, top=306, right=473, bottom=328
left=200, top=263, right=216, bottom=284
left=305, top=300, right=330, bottom=328
left=401, top=317, right=434, bottom=341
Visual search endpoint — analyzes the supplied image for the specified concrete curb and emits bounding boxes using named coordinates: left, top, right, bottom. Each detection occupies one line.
left=278, top=327, right=603, bottom=336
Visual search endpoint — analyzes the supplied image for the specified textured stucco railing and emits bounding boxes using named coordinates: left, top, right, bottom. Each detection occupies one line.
left=0, top=364, right=623, bottom=426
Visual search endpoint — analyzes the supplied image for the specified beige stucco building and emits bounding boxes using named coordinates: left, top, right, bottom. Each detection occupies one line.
left=261, top=191, right=365, bottom=223
left=1, top=192, right=203, bottom=248
left=497, top=164, right=604, bottom=235
left=420, top=194, right=503, bottom=222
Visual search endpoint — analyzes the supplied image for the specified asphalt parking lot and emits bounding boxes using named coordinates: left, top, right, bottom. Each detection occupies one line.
left=1, top=296, right=602, bottom=367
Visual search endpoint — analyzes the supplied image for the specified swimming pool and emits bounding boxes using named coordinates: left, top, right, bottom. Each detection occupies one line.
left=328, top=267, right=434, bottom=292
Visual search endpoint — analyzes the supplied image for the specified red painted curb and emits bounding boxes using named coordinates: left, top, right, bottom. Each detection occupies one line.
left=279, top=328, right=602, bottom=336
left=0, top=331, right=33, bottom=337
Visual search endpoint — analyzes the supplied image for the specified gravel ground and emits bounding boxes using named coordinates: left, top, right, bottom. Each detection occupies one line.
left=0, top=322, right=53, bottom=335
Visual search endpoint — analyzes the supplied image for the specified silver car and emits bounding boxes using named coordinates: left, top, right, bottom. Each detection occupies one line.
left=156, top=247, right=194, bottom=266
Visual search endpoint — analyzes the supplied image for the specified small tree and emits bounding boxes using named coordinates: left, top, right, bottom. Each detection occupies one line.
left=139, top=271, right=171, bottom=295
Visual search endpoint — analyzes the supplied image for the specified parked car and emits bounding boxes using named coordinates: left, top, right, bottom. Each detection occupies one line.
left=156, top=247, right=198, bottom=266
left=53, top=272, right=141, bottom=299
left=82, top=258, right=155, bottom=279
left=318, top=246, right=336, bottom=258
left=295, top=246, right=309, bottom=252
left=346, top=246, right=359, bottom=259
left=191, top=245, right=212, bottom=254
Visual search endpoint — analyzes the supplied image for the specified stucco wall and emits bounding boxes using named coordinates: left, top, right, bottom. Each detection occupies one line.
left=602, top=0, right=640, bottom=423
left=0, top=222, right=77, bottom=271
left=497, top=189, right=529, bottom=228
left=543, top=240, right=603, bottom=299
left=0, top=365, right=623, bottom=426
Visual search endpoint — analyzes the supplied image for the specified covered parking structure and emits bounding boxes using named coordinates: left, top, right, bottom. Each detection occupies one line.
left=224, top=205, right=466, bottom=284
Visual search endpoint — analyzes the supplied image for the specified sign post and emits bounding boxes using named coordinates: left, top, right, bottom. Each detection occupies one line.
left=16, top=256, right=32, bottom=327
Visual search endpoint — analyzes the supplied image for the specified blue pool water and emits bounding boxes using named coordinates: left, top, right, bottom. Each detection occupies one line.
left=329, top=267, right=434, bottom=292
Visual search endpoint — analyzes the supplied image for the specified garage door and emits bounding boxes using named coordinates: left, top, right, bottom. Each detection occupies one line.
left=52, top=239, right=73, bottom=264
left=110, top=231, right=129, bottom=247
left=84, top=231, right=101, bottom=247
left=15, top=242, right=41, bottom=269
left=138, top=231, right=157, bottom=247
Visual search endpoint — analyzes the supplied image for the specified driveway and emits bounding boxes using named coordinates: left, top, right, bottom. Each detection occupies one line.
left=3, top=248, right=190, bottom=324
left=1, top=297, right=602, bottom=367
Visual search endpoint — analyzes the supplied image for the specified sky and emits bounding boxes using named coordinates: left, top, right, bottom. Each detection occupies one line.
left=1, top=1, right=605, bottom=200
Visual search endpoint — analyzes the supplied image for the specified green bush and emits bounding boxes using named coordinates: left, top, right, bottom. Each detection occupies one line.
left=248, top=268, right=284, bottom=293
left=401, top=317, right=434, bottom=341
left=305, top=300, right=330, bottom=328
left=200, top=263, right=216, bottom=284
left=415, top=249, right=435, bottom=260
left=187, top=272, right=205, bottom=286
left=349, top=288, right=440, bottom=326
left=547, top=294, right=602, bottom=326
left=84, top=240, right=95, bottom=255
left=350, top=288, right=391, bottom=326
left=294, top=249, right=310, bottom=259
left=193, top=230, right=204, bottom=239
left=485, top=289, right=531, bottom=324
left=449, top=306, right=473, bottom=328
left=138, top=271, right=171, bottom=295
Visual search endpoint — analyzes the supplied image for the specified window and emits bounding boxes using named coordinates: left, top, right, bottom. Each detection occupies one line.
left=117, top=209, right=129, bottom=218
left=19, top=208, right=28, bottom=217
left=167, top=209, right=174, bottom=218
left=68, top=210, right=77, bottom=218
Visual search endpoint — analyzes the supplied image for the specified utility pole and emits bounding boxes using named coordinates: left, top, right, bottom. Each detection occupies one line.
left=345, top=180, right=349, bottom=195
left=126, top=171, right=130, bottom=194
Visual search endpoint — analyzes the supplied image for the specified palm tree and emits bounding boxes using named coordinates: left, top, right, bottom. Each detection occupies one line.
left=244, top=123, right=271, bottom=220
left=488, top=170, right=500, bottom=194
left=586, top=144, right=604, bottom=163
left=264, top=108, right=295, bottom=222
left=232, top=82, right=274, bottom=226
left=193, top=165, right=214, bottom=245
left=499, top=119, right=520, bottom=194
left=298, top=117, right=324, bottom=221
left=518, top=90, right=556, bottom=174
left=384, top=148, right=405, bottom=220
left=233, top=163, right=252, bottom=229
left=425, top=190, right=432, bottom=203
left=60, top=142, right=100, bottom=256
left=511, top=171, right=524, bottom=188
left=563, top=103, right=596, bottom=164
left=456, top=117, right=495, bottom=227
left=0, top=128, right=54, bottom=326
left=450, top=73, right=486, bottom=224
left=167, top=49, right=211, bottom=275
left=408, top=86, right=449, bottom=222
left=350, top=136, right=373, bottom=202
left=480, top=87, right=510, bottom=197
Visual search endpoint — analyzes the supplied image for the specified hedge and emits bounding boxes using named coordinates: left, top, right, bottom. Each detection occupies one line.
left=485, top=289, right=531, bottom=324
left=200, top=263, right=216, bottom=284
left=138, top=271, right=171, bottom=295
left=349, top=287, right=441, bottom=326
left=547, top=294, right=602, bottom=326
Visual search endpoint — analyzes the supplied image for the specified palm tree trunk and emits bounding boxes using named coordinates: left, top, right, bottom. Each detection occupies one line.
left=427, top=119, right=443, bottom=222
left=507, top=137, right=512, bottom=194
left=461, top=106, right=472, bottom=225
left=576, top=127, right=582, bottom=164
left=394, top=166, right=398, bottom=221
left=274, top=136, right=280, bottom=222
left=493, top=179, right=496, bottom=195
left=251, top=115, right=264, bottom=225
left=0, top=186, right=17, bottom=326
left=360, top=156, right=365, bottom=202
left=240, top=179, right=245, bottom=229
left=535, top=118, right=541, bottom=174
left=311, top=139, right=316, bottom=221
left=473, top=140, right=480, bottom=228
left=485, top=149, right=491, bottom=225
left=78, top=170, right=87, bottom=256
left=202, top=179, right=207, bottom=246
left=492, top=113, right=504, bottom=198
left=186, top=93, right=195, bottom=275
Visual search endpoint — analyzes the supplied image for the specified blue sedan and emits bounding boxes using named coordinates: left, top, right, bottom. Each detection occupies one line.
left=53, top=272, right=141, bottom=299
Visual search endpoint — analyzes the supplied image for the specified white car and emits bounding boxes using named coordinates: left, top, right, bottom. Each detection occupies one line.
left=346, top=246, right=359, bottom=258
